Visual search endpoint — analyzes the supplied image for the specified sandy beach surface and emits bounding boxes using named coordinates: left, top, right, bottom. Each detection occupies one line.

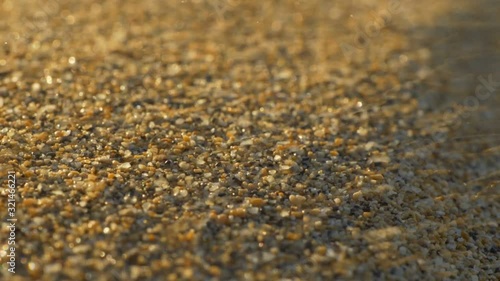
left=0, top=0, right=498, bottom=280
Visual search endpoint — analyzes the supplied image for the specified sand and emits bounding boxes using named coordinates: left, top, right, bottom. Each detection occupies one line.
left=0, top=0, right=498, bottom=280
